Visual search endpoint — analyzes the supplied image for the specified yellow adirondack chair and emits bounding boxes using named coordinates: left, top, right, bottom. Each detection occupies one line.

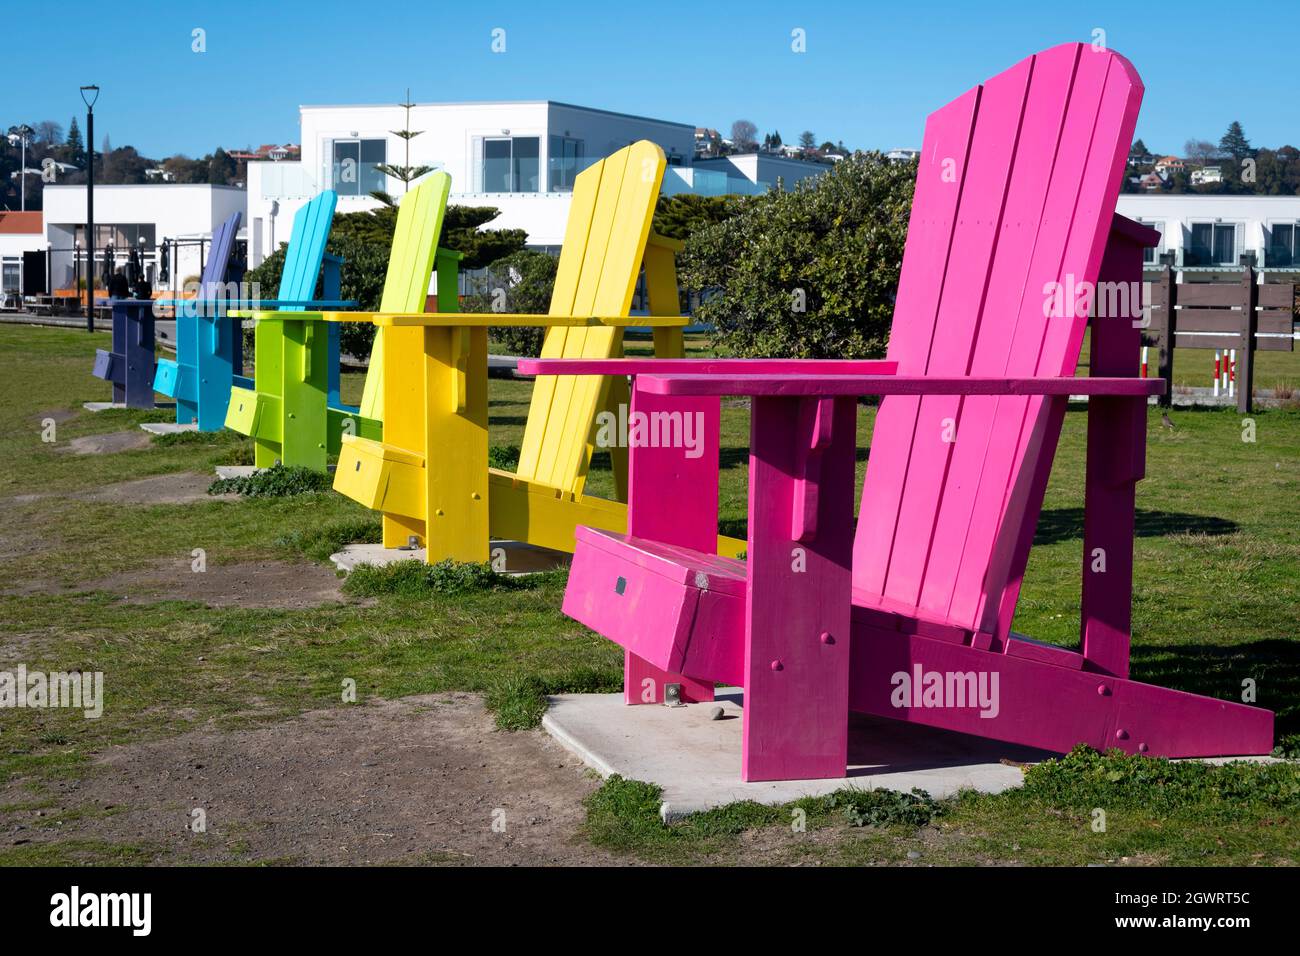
left=328, top=140, right=739, bottom=562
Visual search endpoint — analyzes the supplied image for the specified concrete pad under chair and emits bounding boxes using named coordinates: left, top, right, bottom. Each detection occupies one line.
left=84, top=400, right=176, bottom=412
left=214, top=465, right=264, bottom=479
left=330, top=539, right=570, bottom=576
left=544, top=688, right=1064, bottom=821
left=543, top=690, right=1281, bottom=821
left=140, top=421, right=197, bottom=435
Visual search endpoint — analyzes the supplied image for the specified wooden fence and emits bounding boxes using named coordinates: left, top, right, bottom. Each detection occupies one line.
left=1142, top=262, right=1295, bottom=412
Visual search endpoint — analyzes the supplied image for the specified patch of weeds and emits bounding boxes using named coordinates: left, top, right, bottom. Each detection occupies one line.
left=583, top=776, right=846, bottom=861
left=150, top=428, right=244, bottom=448
left=0, top=839, right=159, bottom=867
left=341, top=559, right=564, bottom=599
left=488, top=444, right=521, bottom=470
left=1016, top=745, right=1300, bottom=821
left=485, top=666, right=621, bottom=730
left=85, top=406, right=173, bottom=427
left=277, top=517, right=383, bottom=563
left=824, top=787, right=943, bottom=828
left=207, top=463, right=333, bottom=498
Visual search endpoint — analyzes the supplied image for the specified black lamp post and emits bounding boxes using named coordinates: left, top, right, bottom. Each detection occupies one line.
left=80, top=84, right=99, bottom=331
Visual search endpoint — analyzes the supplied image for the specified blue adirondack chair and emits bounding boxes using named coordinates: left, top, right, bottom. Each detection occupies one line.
left=92, top=212, right=242, bottom=410
left=153, top=194, right=355, bottom=430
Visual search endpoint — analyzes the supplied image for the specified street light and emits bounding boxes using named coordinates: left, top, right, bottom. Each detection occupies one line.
left=6, top=124, right=34, bottom=211
left=80, top=85, right=99, bottom=331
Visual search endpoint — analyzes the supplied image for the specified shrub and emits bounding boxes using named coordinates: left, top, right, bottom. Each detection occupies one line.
left=241, top=203, right=529, bottom=360
left=463, top=250, right=558, bottom=357
left=240, top=232, right=390, bottom=360
left=681, top=152, right=914, bottom=358
left=340, top=558, right=564, bottom=598
left=487, top=444, right=520, bottom=470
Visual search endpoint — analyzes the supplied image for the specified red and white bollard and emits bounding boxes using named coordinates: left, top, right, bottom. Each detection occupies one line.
left=1228, top=348, right=1236, bottom=400
left=1141, top=346, right=1149, bottom=378
left=1213, top=350, right=1221, bottom=397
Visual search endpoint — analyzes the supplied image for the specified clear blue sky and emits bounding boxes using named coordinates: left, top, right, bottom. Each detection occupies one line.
left=3, top=0, right=1295, bottom=159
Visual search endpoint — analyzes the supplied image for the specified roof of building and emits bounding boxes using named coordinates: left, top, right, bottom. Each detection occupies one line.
left=697, top=152, right=834, bottom=168
left=0, top=211, right=43, bottom=234
left=298, top=99, right=694, bottom=131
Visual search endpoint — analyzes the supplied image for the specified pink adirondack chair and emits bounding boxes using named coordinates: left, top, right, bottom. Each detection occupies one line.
left=522, top=43, right=1274, bottom=782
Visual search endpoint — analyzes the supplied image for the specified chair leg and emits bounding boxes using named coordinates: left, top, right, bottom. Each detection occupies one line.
left=742, top=396, right=857, bottom=781
left=621, top=388, right=724, bottom=705
left=624, top=653, right=713, bottom=704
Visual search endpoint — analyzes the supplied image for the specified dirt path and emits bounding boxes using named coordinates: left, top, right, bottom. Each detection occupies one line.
left=87, top=558, right=347, bottom=608
left=83, top=472, right=233, bottom=504
left=5, top=693, right=621, bottom=866
left=55, top=431, right=152, bottom=455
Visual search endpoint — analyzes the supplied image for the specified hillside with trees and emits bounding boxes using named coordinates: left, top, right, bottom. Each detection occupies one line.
left=1124, top=122, right=1300, bottom=195
left=1, top=116, right=267, bottom=210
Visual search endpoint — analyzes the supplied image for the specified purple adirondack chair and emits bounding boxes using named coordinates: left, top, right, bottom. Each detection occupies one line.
left=92, top=212, right=241, bottom=410
left=522, top=43, right=1274, bottom=782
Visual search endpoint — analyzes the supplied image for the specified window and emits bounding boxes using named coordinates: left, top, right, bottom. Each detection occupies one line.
left=1, top=259, right=19, bottom=292
left=548, top=136, right=585, bottom=192
left=1268, top=223, right=1299, bottom=268
left=331, top=138, right=387, bottom=196
left=72, top=224, right=156, bottom=251
left=1140, top=220, right=1165, bottom=264
left=477, top=136, right=540, bottom=192
left=1186, top=222, right=1237, bottom=266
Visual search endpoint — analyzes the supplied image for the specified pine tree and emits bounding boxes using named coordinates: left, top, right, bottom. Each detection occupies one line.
left=66, top=117, right=84, bottom=165
left=1219, top=121, right=1253, bottom=160
left=208, top=147, right=236, bottom=185
left=373, top=89, right=434, bottom=198
left=799, top=130, right=816, bottom=149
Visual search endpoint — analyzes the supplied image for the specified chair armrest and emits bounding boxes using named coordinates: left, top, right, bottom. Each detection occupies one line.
left=336, top=312, right=690, bottom=328
left=170, top=298, right=357, bottom=312
left=636, top=373, right=1165, bottom=398
left=518, top=358, right=899, bottom=377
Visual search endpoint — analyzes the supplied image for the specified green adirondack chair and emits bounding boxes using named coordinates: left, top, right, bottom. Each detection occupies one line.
left=226, top=173, right=459, bottom=472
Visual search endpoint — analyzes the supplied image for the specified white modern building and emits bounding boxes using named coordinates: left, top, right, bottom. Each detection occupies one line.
left=247, top=100, right=695, bottom=259
left=245, top=100, right=834, bottom=266
left=40, top=183, right=246, bottom=293
left=691, top=153, right=831, bottom=192
left=885, top=148, right=921, bottom=162
left=0, top=212, right=45, bottom=298
left=1116, top=194, right=1300, bottom=277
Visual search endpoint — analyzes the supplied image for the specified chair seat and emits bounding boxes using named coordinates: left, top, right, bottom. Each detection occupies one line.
left=334, top=435, right=423, bottom=515
left=567, top=527, right=1087, bottom=687
left=91, top=348, right=123, bottom=385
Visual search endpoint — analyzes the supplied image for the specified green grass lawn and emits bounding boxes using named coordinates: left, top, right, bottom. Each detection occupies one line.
left=1, top=324, right=1298, bottom=866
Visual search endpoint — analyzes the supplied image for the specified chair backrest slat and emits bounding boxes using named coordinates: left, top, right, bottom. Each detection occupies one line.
left=277, top=191, right=337, bottom=306
left=516, top=141, right=665, bottom=491
left=852, top=43, right=1143, bottom=640
left=359, top=172, right=451, bottom=421
left=199, top=212, right=242, bottom=297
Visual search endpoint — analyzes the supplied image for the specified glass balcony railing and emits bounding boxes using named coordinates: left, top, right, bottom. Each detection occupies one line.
left=257, top=162, right=321, bottom=200
left=258, top=157, right=769, bottom=200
